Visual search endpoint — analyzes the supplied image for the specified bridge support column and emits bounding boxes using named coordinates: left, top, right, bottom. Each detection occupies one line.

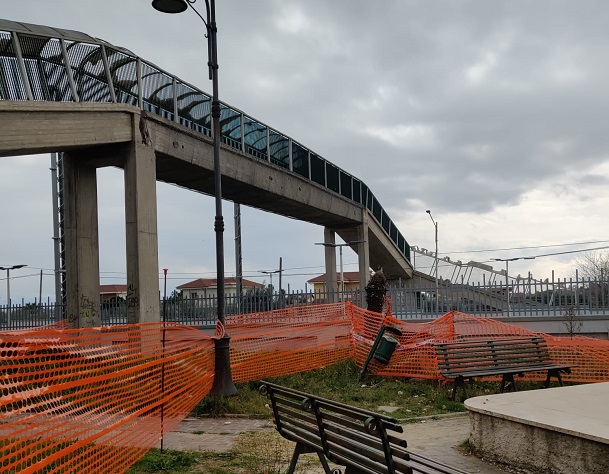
left=63, top=154, right=101, bottom=328
left=323, top=228, right=338, bottom=303
left=124, top=141, right=160, bottom=324
left=357, top=216, right=370, bottom=308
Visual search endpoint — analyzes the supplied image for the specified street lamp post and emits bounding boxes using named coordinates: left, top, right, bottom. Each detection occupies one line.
left=315, top=241, right=365, bottom=302
left=152, top=0, right=237, bottom=397
left=492, top=257, right=535, bottom=317
left=260, top=269, right=280, bottom=311
left=0, top=264, right=27, bottom=328
left=426, top=210, right=439, bottom=314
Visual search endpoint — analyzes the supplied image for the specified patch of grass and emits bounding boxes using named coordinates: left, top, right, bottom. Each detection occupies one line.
left=192, top=382, right=268, bottom=417
left=127, top=449, right=201, bottom=473
left=262, top=360, right=467, bottom=419
left=192, top=360, right=561, bottom=420
left=193, top=360, right=468, bottom=420
left=128, top=433, right=322, bottom=474
left=457, top=438, right=474, bottom=455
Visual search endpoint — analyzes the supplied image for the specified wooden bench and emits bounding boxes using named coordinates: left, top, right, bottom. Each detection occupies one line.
left=435, top=337, right=571, bottom=400
left=260, top=381, right=467, bottom=474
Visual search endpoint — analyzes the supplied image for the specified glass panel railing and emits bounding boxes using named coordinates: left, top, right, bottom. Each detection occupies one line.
left=340, top=171, right=352, bottom=200
left=390, top=221, right=398, bottom=242
left=352, top=178, right=361, bottom=205
left=381, top=209, right=390, bottom=233
left=310, top=153, right=325, bottom=186
left=64, top=41, right=113, bottom=103
left=292, top=141, right=309, bottom=179
left=0, top=32, right=27, bottom=100
left=175, top=81, right=211, bottom=136
left=242, top=115, right=267, bottom=160
left=220, top=106, right=241, bottom=149
left=371, top=195, right=382, bottom=222
left=326, top=162, right=339, bottom=193
left=105, top=47, right=138, bottom=106
left=269, top=129, right=289, bottom=169
left=19, top=34, right=70, bottom=101
left=140, top=61, right=174, bottom=118
left=361, top=183, right=370, bottom=210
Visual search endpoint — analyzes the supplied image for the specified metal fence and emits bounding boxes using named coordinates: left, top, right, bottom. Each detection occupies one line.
left=1, top=276, right=608, bottom=330
left=387, top=276, right=609, bottom=320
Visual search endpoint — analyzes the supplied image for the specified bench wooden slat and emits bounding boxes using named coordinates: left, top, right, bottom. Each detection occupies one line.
left=403, top=451, right=468, bottom=474
left=325, top=424, right=392, bottom=464
left=435, top=337, right=571, bottom=400
left=440, top=365, right=572, bottom=379
left=261, top=380, right=468, bottom=474
left=325, top=436, right=396, bottom=473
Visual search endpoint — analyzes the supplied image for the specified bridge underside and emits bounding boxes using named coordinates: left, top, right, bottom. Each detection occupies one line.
left=0, top=102, right=412, bottom=324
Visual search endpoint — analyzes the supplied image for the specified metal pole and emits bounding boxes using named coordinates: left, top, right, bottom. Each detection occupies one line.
left=5, top=269, right=9, bottom=327
left=1, top=265, right=27, bottom=328
left=50, top=153, right=62, bottom=312
left=339, top=245, right=344, bottom=302
left=151, top=0, right=237, bottom=397
left=505, top=261, right=510, bottom=317
left=426, top=210, right=438, bottom=314
left=39, top=269, right=43, bottom=306
left=160, top=268, right=168, bottom=452
left=234, top=203, right=242, bottom=314
left=207, top=0, right=237, bottom=397
left=430, top=221, right=440, bottom=316
left=269, top=272, right=273, bottom=310
left=278, top=257, right=283, bottom=307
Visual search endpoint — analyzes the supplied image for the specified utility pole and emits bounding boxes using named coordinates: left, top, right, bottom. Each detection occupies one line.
left=426, top=210, right=439, bottom=314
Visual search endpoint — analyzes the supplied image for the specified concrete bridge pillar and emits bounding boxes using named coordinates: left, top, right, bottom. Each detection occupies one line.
left=124, top=141, right=160, bottom=324
left=63, top=154, right=101, bottom=328
left=357, top=216, right=370, bottom=307
left=63, top=135, right=160, bottom=327
left=323, top=228, right=338, bottom=302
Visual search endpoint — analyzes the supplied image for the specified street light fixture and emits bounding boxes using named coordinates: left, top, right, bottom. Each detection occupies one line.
left=0, top=264, right=27, bottom=328
left=492, top=257, right=536, bottom=316
left=152, top=0, right=237, bottom=397
left=260, top=269, right=281, bottom=311
left=315, top=241, right=365, bottom=302
left=426, top=210, right=439, bottom=314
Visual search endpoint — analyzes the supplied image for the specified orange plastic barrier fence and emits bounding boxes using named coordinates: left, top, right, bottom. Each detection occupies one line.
left=1, top=322, right=216, bottom=473
left=2, top=302, right=609, bottom=473
left=227, top=303, right=352, bottom=382
left=351, top=305, right=609, bottom=383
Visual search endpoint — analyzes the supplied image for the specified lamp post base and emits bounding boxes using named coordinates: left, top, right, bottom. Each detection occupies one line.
left=210, top=335, right=238, bottom=397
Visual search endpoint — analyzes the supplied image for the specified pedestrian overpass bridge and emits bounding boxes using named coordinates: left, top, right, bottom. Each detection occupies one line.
left=0, top=19, right=413, bottom=326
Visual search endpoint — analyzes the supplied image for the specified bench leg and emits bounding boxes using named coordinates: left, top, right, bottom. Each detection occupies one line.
left=500, top=374, right=517, bottom=393
left=545, top=369, right=564, bottom=388
left=288, top=443, right=332, bottom=474
left=451, top=377, right=466, bottom=401
left=316, top=452, right=334, bottom=474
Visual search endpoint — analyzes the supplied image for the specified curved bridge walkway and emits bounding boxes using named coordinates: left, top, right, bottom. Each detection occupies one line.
left=0, top=19, right=412, bottom=326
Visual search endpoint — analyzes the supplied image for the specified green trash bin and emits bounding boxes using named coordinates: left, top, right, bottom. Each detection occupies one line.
left=373, top=330, right=401, bottom=364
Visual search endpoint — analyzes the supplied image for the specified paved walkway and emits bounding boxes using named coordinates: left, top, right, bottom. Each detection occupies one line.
left=157, top=413, right=521, bottom=473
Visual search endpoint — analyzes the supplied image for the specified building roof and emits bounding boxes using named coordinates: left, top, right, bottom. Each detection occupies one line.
left=307, top=272, right=362, bottom=284
left=100, top=284, right=128, bottom=294
left=176, top=277, right=263, bottom=290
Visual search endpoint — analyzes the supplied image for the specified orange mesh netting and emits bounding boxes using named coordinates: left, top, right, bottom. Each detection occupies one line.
left=350, top=305, right=609, bottom=383
left=2, top=302, right=609, bottom=472
left=227, top=304, right=352, bottom=382
left=1, top=322, right=215, bottom=473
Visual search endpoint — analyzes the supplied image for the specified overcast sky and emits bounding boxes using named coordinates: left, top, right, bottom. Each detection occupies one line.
left=2, top=1, right=609, bottom=302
